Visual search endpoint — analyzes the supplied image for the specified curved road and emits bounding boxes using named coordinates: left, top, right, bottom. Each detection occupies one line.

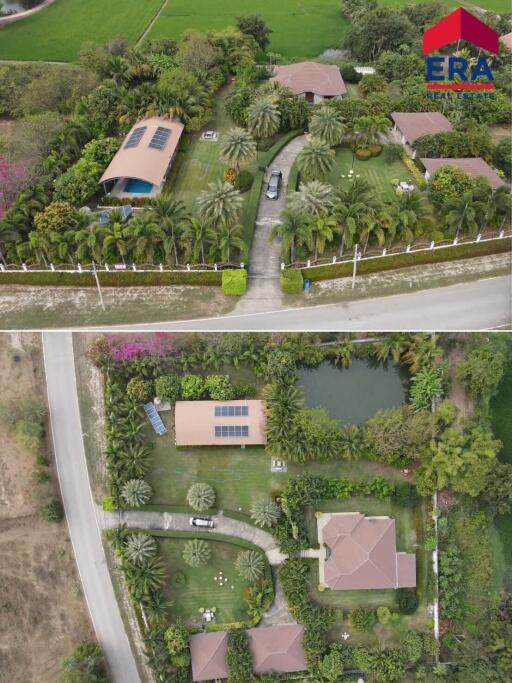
left=43, top=332, right=141, bottom=683
left=104, top=275, right=511, bottom=331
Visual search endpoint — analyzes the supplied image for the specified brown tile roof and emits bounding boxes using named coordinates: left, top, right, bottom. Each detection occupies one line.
left=189, top=632, right=228, bottom=682
left=320, top=513, right=416, bottom=590
left=174, top=400, right=267, bottom=446
left=501, top=32, right=512, bottom=50
left=421, top=157, right=505, bottom=190
left=247, top=625, right=307, bottom=674
left=391, top=111, right=453, bottom=144
left=100, top=117, right=184, bottom=187
left=271, top=62, right=346, bottom=97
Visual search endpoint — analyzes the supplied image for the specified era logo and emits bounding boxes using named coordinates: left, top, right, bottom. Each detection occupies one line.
left=423, top=8, right=499, bottom=91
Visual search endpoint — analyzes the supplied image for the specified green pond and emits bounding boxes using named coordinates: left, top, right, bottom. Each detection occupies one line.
left=298, top=359, right=408, bottom=425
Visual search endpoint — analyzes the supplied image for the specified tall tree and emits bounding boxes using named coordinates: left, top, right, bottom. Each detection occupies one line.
left=296, top=138, right=335, bottom=181
left=197, top=180, right=243, bottom=227
left=247, top=96, right=280, bottom=140
left=220, top=127, right=257, bottom=173
left=270, top=209, right=313, bottom=262
left=309, top=106, right=346, bottom=147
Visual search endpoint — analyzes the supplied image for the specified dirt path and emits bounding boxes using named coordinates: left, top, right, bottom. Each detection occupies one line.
left=446, top=344, right=475, bottom=420
left=136, top=0, right=168, bottom=47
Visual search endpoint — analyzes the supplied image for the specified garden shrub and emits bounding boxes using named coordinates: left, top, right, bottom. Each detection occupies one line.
left=376, top=606, right=391, bottom=624
left=233, top=382, right=257, bottom=399
left=397, top=587, right=419, bottom=614
left=0, top=270, right=224, bottom=287
left=126, top=377, right=152, bottom=403
left=355, top=148, right=372, bottom=160
left=238, top=169, right=254, bottom=192
left=368, top=143, right=383, bottom=157
left=40, top=499, right=64, bottom=522
left=383, top=143, right=404, bottom=162
left=181, top=375, right=206, bottom=400
left=102, top=497, right=116, bottom=511
left=205, top=375, right=236, bottom=400
left=155, top=375, right=182, bottom=403
left=402, top=154, right=426, bottom=187
left=280, top=268, right=303, bottom=294
left=241, top=169, right=264, bottom=250
left=349, top=608, right=376, bottom=632
left=224, top=167, right=238, bottom=186
left=226, top=631, right=253, bottom=683
left=339, top=62, right=362, bottom=83
left=222, top=269, right=247, bottom=296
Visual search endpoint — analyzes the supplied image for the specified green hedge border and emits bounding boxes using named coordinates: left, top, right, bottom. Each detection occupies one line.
left=0, top=270, right=223, bottom=287
left=301, top=238, right=511, bottom=282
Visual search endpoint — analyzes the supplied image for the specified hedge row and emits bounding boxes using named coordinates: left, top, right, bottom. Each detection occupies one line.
left=287, top=161, right=300, bottom=196
left=241, top=169, right=264, bottom=252
left=0, top=270, right=223, bottom=287
left=222, top=268, right=247, bottom=296
left=281, top=268, right=303, bottom=294
left=301, top=238, right=511, bottom=282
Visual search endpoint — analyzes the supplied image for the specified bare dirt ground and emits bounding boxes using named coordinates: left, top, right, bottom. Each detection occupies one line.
left=0, top=333, right=92, bottom=683
left=446, top=341, right=475, bottom=421
left=0, top=284, right=234, bottom=329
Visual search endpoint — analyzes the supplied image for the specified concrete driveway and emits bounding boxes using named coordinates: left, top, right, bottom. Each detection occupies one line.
left=234, top=135, right=308, bottom=314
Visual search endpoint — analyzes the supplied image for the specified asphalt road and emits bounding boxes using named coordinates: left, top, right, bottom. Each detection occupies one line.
left=43, top=332, right=141, bottom=683
left=110, top=275, right=511, bottom=331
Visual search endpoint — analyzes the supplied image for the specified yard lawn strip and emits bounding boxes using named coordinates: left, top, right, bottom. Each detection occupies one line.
left=0, top=0, right=163, bottom=62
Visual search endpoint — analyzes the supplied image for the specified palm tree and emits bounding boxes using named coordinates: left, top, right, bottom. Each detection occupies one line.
left=186, top=482, right=216, bottom=511
left=247, top=96, right=281, bottom=140
left=220, top=127, right=257, bottom=173
left=472, top=182, right=511, bottom=232
left=142, top=591, right=171, bottom=627
left=125, top=533, right=158, bottom=565
left=207, top=223, right=246, bottom=263
left=311, top=212, right=339, bottom=260
left=289, top=180, right=336, bottom=217
left=102, top=219, right=130, bottom=264
left=123, top=556, right=166, bottom=598
left=197, top=180, right=243, bottom=228
left=296, top=139, right=335, bottom=181
left=235, top=550, right=265, bottom=581
left=250, top=499, right=280, bottom=528
left=181, top=217, right=212, bottom=264
left=402, top=334, right=442, bottom=374
left=332, top=338, right=355, bottom=368
left=444, top=190, right=480, bottom=239
left=352, top=115, right=389, bottom=148
left=373, top=334, right=409, bottom=363
left=270, top=210, right=313, bottom=263
left=333, top=201, right=365, bottom=256
left=182, top=539, right=212, bottom=567
left=121, top=444, right=151, bottom=479
left=392, top=190, right=434, bottom=244
left=124, top=213, right=160, bottom=263
left=339, top=425, right=365, bottom=460
left=309, top=106, right=346, bottom=147
left=149, top=194, right=188, bottom=266
left=121, top=479, right=152, bottom=507
left=74, top=222, right=105, bottom=263
left=359, top=208, right=394, bottom=254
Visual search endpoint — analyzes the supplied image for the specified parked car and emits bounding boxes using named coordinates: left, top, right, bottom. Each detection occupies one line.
left=190, top=517, right=214, bottom=528
left=265, top=170, right=282, bottom=200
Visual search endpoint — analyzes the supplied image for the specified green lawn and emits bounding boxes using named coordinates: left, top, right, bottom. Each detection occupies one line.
left=0, top=0, right=163, bottom=61
left=149, top=0, right=349, bottom=61
left=157, top=535, right=251, bottom=626
left=380, top=0, right=511, bottom=11
left=327, top=148, right=414, bottom=202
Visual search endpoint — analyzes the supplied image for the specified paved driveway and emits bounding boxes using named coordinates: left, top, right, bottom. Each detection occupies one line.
left=234, top=135, right=308, bottom=314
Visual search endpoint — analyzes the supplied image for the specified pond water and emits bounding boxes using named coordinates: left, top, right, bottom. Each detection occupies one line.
left=298, top=358, right=407, bottom=425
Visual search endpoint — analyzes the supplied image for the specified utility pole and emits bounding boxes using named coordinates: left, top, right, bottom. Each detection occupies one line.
left=351, top=244, right=359, bottom=289
left=92, top=262, right=105, bottom=312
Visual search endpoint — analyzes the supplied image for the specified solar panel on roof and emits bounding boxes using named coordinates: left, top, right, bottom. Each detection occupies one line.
left=125, top=126, right=147, bottom=149
left=144, top=403, right=167, bottom=435
left=214, top=425, right=249, bottom=438
left=149, top=126, right=171, bottom=150
left=214, top=406, right=249, bottom=417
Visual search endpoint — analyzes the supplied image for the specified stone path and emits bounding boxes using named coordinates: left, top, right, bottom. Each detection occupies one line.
left=99, top=507, right=294, bottom=625
left=233, top=135, right=308, bottom=314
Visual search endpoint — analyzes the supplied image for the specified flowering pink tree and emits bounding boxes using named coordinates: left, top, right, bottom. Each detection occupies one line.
left=88, top=334, right=179, bottom=367
left=0, top=158, right=29, bottom=219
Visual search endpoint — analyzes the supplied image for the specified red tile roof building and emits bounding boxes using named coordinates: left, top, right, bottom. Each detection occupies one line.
left=421, top=157, right=505, bottom=190
left=271, top=62, right=346, bottom=103
left=189, top=632, right=228, bottom=682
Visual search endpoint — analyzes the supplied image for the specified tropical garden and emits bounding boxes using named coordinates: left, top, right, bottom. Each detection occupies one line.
left=84, top=331, right=512, bottom=681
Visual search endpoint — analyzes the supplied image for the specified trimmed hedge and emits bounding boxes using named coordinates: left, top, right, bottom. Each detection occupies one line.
left=0, top=270, right=223, bottom=287
left=241, top=169, right=264, bottom=252
left=287, top=161, right=300, bottom=196
left=281, top=268, right=303, bottom=294
left=301, top=238, right=512, bottom=282
left=222, top=268, right=247, bottom=295
left=355, top=148, right=372, bottom=160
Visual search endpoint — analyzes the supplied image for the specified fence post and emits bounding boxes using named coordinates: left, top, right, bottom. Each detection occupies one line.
left=476, top=234, right=481, bottom=242
left=159, top=263, right=163, bottom=272
left=0, top=264, right=4, bottom=272
left=430, top=241, right=435, bottom=250
left=351, top=244, right=359, bottom=289
left=214, top=264, right=218, bottom=271
left=281, top=262, right=285, bottom=271
left=78, top=263, right=82, bottom=273
left=307, top=259, right=311, bottom=268
left=453, top=237, right=458, bottom=246
left=382, top=248, right=386, bottom=257
left=240, top=262, right=244, bottom=269
left=499, top=230, right=504, bottom=238
left=406, top=245, right=411, bottom=253
left=187, top=264, right=191, bottom=271
left=105, top=263, right=110, bottom=271
left=332, top=255, right=337, bottom=264
left=22, top=263, right=27, bottom=272
left=50, top=263, right=55, bottom=271
left=132, top=263, right=137, bottom=271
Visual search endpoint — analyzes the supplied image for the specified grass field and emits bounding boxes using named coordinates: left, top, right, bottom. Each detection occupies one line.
left=157, top=536, right=250, bottom=625
left=380, top=0, right=511, bottom=11
left=327, top=148, right=414, bottom=202
left=0, top=0, right=163, bottom=61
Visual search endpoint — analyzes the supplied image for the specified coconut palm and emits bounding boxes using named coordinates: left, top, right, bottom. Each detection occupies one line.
left=101, top=218, right=130, bottom=264
left=472, top=182, right=511, bottom=232
left=125, top=533, right=158, bottom=565
left=123, top=556, right=166, bottom=598
left=444, top=190, right=481, bottom=239
left=289, top=180, right=336, bottom=217
left=182, top=539, right=212, bottom=567
left=332, top=338, right=355, bottom=368
left=250, top=500, right=280, bottom=528
left=197, top=180, right=243, bottom=228
left=220, top=127, right=257, bottom=172
left=310, top=212, right=340, bottom=260
left=187, top=482, right=216, bottom=511
left=121, top=444, right=152, bottom=479
left=373, top=334, right=409, bottom=363
left=339, top=425, right=365, bottom=461
left=121, top=479, right=152, bottom=508
left=296, top=139, right=335, bottom=181
left=402, top=334, right=442, bottom=374
left=149, top=194, right=189, bottom=266
left=359, top=208, right=394, bottom=254
left=392, top=190, right=434, bottom=244
left=310, top=106, right=346, bottom=147
left=208, top=223, right=246, bottom=263
left=235, top=550, right=265, bottom=581
left=270, top=210, right=313, bottom=263
left=141, top=591, right=171, bottom=627
left=247, top=96, right=281, bottom=140
left=333, top=201, right=367, bottom=256
left=352, top=115, right=389, bottom=148
left=181, top=217, right=212, bottom=264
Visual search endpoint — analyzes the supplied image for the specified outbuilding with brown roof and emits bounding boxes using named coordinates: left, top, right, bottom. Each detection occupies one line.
left=318, top=512, right=416, bottom=591
left=271, top=62, right=346, bottom=103
left=247, top=624, right=307, bottom=674
left=391, top=112, right=453, bottom=158
left=421, top=157, right=505, bottom=190
left=189, top=631, right=228, bottom=682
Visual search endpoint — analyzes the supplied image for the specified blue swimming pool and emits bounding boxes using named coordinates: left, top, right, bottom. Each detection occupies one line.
left=125, top=178, right=153, bottom=194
